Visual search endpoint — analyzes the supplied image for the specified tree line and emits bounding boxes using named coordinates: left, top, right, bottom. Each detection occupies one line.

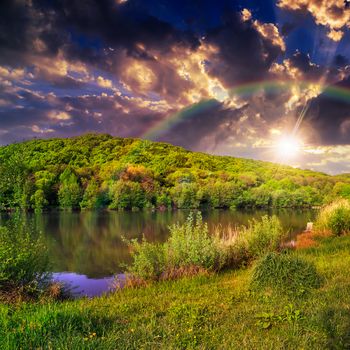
left=0, top=133, right=349, bottom=211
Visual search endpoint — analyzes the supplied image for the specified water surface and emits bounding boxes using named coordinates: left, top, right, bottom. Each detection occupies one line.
left=0, top=209, right=316, bottom=296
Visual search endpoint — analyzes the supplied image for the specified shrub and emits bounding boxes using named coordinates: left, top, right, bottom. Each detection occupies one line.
left=125, top=212, right=224, bottom=281
left=80, top=179, right=103, bottom=209
left=239, top=215, right=285, bottom=259
left=0, top=221, right=51, bottom=299
left=171, top=183, right=200, bottom=209
left=126, top=239, right=165, bottom=281
left=156, top=193, right=172, bottom=209
left=165, top=212, right=224, bottom=270
left=125, top=214, right=286, bottom=283
left=315, top=199, right=350, bottom=236
left=31, top=189, right=48, bottom=212
left=251, top=252, right=322, bottom=295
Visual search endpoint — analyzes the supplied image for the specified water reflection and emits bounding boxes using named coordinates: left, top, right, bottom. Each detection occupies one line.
left=53, top=272, right=117, bottom=298
left=0, top=209, right=316, bottom=279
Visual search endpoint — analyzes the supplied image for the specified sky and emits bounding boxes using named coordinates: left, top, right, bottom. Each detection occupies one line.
left=0, top=0, right=350, bottom=174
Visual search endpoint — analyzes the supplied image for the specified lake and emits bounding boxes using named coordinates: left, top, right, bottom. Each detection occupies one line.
left=0, top=209, right=316, bottom=297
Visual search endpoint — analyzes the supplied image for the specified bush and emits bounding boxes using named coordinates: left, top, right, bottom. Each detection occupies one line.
left=251, top=252, right=322, bottom=295
left=58, top=168, right=83, bottom=210
left=315, top=199, right=350, bottom=236
left=239, top=215, right=285, bottom=259
left=165, top=212, right=224, bottom=270
left=126, top=212, right=224, bottom=281
left=125, top=214, right=286, bottom=283
left=126, top=239, right=165, bottom=281
left=0, top=221, right=51, bottom=298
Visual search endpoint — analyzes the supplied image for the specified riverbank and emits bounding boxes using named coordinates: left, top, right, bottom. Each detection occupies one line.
left=1, top=233, right=350, bottom=349
left=0, top=208, right=315, bottom=283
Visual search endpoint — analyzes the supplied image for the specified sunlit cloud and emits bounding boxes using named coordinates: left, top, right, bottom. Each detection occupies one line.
left=0, top=66, right=26, bottom=80
left=96, top=76, right=113, bottom=89
left=253, top=21, right=286, bottom=51
left=31, top=125, right=55, bottom=133
left=48, top=111, right=71, bottom=121
left=241, top=9, right=252, bottom=21
left=278, top=0, right=350, bottom=41
left=327, top=29, right=344, bottom=42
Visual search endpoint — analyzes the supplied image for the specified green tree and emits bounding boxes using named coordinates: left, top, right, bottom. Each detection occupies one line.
left=31, top=189, right=48, bottom=212
left=80, top=178, right=104, bottom=209
left=109, top=180, right=146, bottom=210
left=58, top=168, right=82, bottom=210
left=171, top=183, right=200, bottom=209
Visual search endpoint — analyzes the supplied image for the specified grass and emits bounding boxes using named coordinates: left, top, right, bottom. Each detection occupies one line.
left=250, top=251, right=322, bottom=296
left=1, top=234, right=350, bottom=349
left=315, top=199, right=350, bottom=236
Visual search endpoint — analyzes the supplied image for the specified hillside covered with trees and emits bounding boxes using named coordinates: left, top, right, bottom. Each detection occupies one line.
left=1, top=134, right=349, bottom=211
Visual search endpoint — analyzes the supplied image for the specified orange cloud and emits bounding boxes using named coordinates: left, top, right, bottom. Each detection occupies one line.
left=241, top=9, right=252, bottom=21
left=48, top=111, right=71, bottom=120
left=278, top=0, right=350, bottom=41
left=31, top=125, right=54, bottom=133
left=253, top=21, right=286, bottom=51
left=327, top=29, right=344, bottom=42
left=0, top=66, right=26, bottom=80
left=97, top=76, right=113, bottom=88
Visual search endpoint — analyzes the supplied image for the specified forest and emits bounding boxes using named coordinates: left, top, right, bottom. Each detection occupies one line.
left=1, top=133, right=350, bottom=211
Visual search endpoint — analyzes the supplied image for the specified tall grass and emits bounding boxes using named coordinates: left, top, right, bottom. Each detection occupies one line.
left=214, top=215, right=286, bottom=267
left=315, top=199, right=350, bottom=236
left=239, top=215, right=285, bottom=258
left=125, top=213, right=286, bottom=282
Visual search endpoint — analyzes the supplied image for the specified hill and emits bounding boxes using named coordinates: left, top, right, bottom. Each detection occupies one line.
left=0, top=133, right=349, bottom=210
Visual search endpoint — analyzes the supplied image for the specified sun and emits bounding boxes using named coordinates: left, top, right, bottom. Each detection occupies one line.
left=276, top=136, right=302, bottom=158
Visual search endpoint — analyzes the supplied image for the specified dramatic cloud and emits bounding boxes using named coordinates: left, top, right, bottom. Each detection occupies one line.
left=204, top=12, right=285, bottom=87
left=278, top=0, right=350, bottom=41
left=305, top=76, right=350, bottom=146
left=0, top=0, right=349, bottom=173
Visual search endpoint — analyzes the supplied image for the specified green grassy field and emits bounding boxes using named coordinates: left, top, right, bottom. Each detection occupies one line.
left=1, top=234, right=350, bottom=349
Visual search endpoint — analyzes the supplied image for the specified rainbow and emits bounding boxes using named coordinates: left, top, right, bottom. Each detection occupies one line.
left=142, top=99, right=219, bottom=140
left=142, top=79, right=350, bottom=141
left=226, top=79, right=350, bottom=103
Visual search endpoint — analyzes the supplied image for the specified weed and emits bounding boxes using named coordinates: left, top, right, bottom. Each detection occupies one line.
left=255, top=304, right=304, bottom=330
left=125, top=239, right=166, bottom=281
left=219, top=215, right=286, bottom=267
